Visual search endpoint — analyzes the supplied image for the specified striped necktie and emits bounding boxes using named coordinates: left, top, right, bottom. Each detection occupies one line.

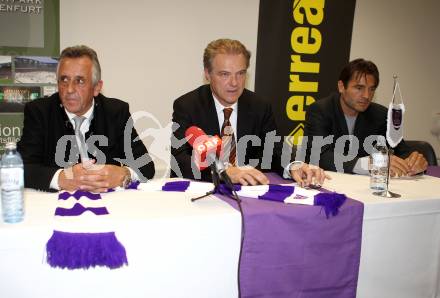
left=73, top=116, right=88, bottom=162
left=221, top=107, right=237, bottom=166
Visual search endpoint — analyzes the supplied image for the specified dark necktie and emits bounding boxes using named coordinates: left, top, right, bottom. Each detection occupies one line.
left=221, top=107, right=237, bottom=166
left=73, top=116, right=88, bottom=162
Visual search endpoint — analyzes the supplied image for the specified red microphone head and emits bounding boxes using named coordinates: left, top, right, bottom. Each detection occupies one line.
left=185, top=126, right=222, bottom=170
left=185, top=126, right=207, bottom=147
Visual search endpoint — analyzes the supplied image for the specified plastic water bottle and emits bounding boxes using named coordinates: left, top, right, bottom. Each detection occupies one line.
left=369, top=138, right=389, bottom=191
left=1, top=142, right=24, bottom=223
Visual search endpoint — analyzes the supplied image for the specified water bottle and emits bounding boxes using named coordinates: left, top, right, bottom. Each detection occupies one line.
left=1, top=142, right=24, bottom=223
left=369, top=138, right=389, bottom=191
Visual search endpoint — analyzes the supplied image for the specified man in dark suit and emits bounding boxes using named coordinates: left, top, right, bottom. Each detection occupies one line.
left=171, top=39, right=327, bottom=186
left=17, top=45, right=155, bottom=192
left=304, top=58, right=427, bottom=176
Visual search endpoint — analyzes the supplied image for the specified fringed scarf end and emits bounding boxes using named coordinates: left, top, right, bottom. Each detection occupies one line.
left=314, top=192, right=347, bottom=218
left=46, top=230, right=128, bottom=270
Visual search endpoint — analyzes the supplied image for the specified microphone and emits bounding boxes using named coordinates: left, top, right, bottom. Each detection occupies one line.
left=185, top=126, right=222, bottom=171
left=185, top=126, right=240, bottom=203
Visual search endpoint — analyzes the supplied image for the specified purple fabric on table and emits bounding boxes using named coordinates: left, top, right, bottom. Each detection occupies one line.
left=55, top=203, right=109, bottom=216
left=127, top=180, right=141, bottom=190
left=106, top=180, right=141, bottom=192
left=46, top=231, right=128, bottom=269
left=427, top=166, right=440, bottom=178
left=217, top=184, right=242, bottom=195
left=265, top=173, right=293, bottom=185
left=314, top=192, right=347, bottom=218
left=217, top=172, right=364, bottom=298
left=162, top=180, right=191, bottom=192
left=258, top=184, right=295, bottom=202
left=59, top=191, right=101, bottom=201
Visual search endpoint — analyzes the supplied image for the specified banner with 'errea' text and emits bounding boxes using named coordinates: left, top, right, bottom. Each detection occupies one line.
left=255, top=0, right=357, bottom=146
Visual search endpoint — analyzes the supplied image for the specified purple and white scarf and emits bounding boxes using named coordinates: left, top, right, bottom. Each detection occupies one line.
left=216, top=184, right=347, bottom=218
left=133, top=180, right=346, bottom=218
left=136, top=179, right=215, bottom=193
left=46, top=190, right=127, bottom=269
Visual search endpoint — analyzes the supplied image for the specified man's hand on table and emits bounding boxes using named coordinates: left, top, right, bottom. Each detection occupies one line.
left=225, top=166, right=269, bottom=186
left=225, top=163, right=330, bottom=187
left=58, top=161, right=130, bottom=192
left=390, top=152, right=428, bottom=177
left=405, top=151, right=428, bottom=175
left=290, top=163, right=330, bottom=188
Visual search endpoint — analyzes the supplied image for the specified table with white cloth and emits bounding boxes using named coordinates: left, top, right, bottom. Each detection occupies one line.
left=0, top=189, right=242, bottom=298
left=324, top=171, right=440, bottom=298
left=1, top=170, right=440, bottom=298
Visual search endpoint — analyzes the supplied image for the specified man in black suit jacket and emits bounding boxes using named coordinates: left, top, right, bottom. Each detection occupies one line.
left=171, top=39, right=327, bottom=186
left=304, top=58, right=427, bottom=176
left=17, top=45, right=154, bottom=192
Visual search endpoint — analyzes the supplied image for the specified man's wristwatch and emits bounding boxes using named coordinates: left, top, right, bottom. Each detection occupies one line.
left=120, top=167, right=132, bottom=188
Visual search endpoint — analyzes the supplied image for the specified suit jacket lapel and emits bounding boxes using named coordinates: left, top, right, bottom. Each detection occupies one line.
left=52, top=94, right=76, bottom=164
left=53, top=95, right=74, bottom=142
left=201, top=85, right=221, bottom=137
left=87, top=96, right=102, bottom=138
left=85, top=95, right=110, bottom=159
left=236, top=91, right=253, bottom=139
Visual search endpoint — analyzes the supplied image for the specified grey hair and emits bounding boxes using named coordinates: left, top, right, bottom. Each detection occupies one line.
left=57, top=45, right=101, bottom=85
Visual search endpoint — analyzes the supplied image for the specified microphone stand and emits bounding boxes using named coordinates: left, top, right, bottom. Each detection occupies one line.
left=191, top=160, right=241, bottom=203
left=218, top=169, right=241, bottom=203
left=190, top=163, right=221, bottom=202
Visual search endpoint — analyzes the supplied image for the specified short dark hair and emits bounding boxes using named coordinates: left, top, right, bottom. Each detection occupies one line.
left=58, top=45, right=101, bottom=85
left=339, top=58, right=379, bottom=88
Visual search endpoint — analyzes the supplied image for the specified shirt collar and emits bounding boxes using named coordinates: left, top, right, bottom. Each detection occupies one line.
left=212, top=93, right=238, bottom=114
left=65, top=98, right=95, bottom=121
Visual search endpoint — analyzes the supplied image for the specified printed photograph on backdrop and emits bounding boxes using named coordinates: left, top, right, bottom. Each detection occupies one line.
left=42, top=85, right=58, bottom=97
left=14, top=56, right=58, bottom=84
left=0, top=86, right=41, bottom=104
left=0, top=56, right=12, bottom=84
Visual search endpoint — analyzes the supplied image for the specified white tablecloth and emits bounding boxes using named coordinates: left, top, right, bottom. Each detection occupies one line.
left=0, top=189, right=241, bottom=298
left=1, top=172, right=440, bottom=298
left=324, top=172, right=440, bottom=298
